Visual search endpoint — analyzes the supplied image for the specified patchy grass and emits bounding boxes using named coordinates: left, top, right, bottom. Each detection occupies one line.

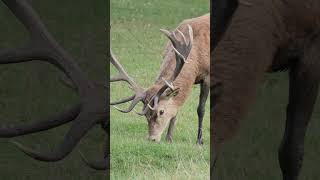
left=0, top=0, right=107, bottom=179
left=110, top=0, right=209, bottom=179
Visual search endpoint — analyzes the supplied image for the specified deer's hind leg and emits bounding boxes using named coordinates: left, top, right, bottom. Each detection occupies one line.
left=197, top=78, right=210, bottom=145
left=279, top=38, right=320, bottom=180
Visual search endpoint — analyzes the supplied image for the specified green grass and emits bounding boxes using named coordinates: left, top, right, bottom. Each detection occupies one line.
left=110, top=0, right=209, bottom=179
left=215, top=73, right=320, bottom=179
left=0, top=1, right=107, bottom=179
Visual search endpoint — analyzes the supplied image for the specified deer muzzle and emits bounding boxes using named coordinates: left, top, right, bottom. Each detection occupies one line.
left=148, top=135, right=161, bottom=142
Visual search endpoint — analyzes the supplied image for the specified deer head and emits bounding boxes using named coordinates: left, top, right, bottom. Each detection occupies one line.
left=0, top=0, right=107, bottom=170
left=110, top=25, right=193, bottom=142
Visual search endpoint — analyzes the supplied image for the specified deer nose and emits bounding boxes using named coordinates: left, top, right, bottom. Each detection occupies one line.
left=148, top=136, right=160, bottom=142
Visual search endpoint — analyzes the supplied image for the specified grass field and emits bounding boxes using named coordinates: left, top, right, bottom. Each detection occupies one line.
left=0, top=1, right=107, bottom=179
left=215, top=73, right=320, bottom=179
left=110, top=0, right=209, bottom=179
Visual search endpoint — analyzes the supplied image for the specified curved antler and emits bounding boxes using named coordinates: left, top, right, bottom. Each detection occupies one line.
left=160, top=24, right=193, bottom=81
left=79, top=134, right=109, bottom=170
left=0, top=104, right=80, bottom=137
left=110, top=49, right=146, bottom=113
left=145, top=24, right=193, bottom=110
left=0, top=0, right=107, bottom=170
left=133, top=25, right=194, bottom=115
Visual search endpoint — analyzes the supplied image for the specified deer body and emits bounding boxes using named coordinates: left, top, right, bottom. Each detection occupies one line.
left=213, top=0, right=320, bottom=179
left=147, top=14, right=210, bottom=143
left=111, top=13, right=210, bottom=144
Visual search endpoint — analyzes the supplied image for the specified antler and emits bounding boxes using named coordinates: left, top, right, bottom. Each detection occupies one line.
left=144, top=25, right=193, bottom=111
left=0, top=0, right=107, bottom=170
left=110, top=50, right=146, bottom=113
left=80, top=133, right=109, bottom=170
left=110, top=25, right=193, bottom=116
left=160, top=24, right=193, bottom=81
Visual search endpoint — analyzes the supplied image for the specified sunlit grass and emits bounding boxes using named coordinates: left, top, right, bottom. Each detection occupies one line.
left=110, top=0, right=209, bottom=179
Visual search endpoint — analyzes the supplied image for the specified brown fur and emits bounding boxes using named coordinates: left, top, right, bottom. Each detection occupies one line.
left=148, top=14, right=210, bottom=105
left=212, top=0, right=320, bottom=155
left=145, top=13, right=210, bottom=141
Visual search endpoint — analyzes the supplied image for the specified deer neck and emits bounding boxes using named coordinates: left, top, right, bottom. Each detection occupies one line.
left=171, top=63, right=198, bottom=107
left=145, top=56, right=176, bottom=103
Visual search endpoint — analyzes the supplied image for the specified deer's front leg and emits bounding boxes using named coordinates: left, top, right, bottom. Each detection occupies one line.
left=279, top=49, right=320, bottom=180
left=197, top=80, right=210, bottom=145
left=166, top=116, right=176, bottom=143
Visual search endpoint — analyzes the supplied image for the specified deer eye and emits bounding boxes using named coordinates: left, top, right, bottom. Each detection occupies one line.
left=159, top=110, right=164, bottom=116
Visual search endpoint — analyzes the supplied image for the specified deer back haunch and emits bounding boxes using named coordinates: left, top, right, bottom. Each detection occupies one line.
left=213, top=0, right=320, bottom=179
left=111, top=14, right=210, bottom=144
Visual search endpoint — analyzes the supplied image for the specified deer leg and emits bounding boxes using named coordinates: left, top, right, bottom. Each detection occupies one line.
left=166, top=116, right=176, bottom=143
left=279, top=45, right=320, bottom=180
left=197, top=80, right=210, bottom=145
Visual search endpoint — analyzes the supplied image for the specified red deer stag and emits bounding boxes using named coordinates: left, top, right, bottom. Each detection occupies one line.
left=0, top=0, right=107, bottom=171
left=213, top=0, right=320, bottom=179
left=111, top=14, right=209, bottom=144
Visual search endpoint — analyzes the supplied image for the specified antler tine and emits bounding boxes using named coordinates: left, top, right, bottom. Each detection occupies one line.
left=0, top=0, right=108, bottom=170
left=134, top=106, right=149, bottom=116
left=79, top=134, right=108, bottom=171
left=176, top=29, right=187, bottom=45
left=0, top=104, right=80, bottom=137
left=110, top=95, right=135, bottom=105
left=172, top=24, right=193, bottom=79
left=161, top=77, right=175, bottom=90
left=159, top=29, right=176, bottom=47
left=187, top=24, right=194, bottom=47
left=159, top=28, right=187, bottom=62
left=80, top=151, right=108, bottom=170
left=110, top=50, right=140, bottom=90
left=110, top=49, right=146, bottom=113
left=10, top=109, right=103, bottom=162
left=145, top=24, right=194, bottom=111
left=112, top=91, right=145, bottom=113
left=147, top=96, right=159, bottom=111
left=160, top=24, right=194, bottom=81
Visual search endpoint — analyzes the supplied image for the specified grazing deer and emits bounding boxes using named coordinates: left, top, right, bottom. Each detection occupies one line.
left=111, top=13, right=209, bottom=144
left=0, top=0, right=107, bottom=171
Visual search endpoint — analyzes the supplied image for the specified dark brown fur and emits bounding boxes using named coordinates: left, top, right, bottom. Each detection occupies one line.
left=213, top=0, right=320, bottom=179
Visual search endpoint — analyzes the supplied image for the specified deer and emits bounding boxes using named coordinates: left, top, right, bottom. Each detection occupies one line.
left=0, top=0, right=107, bottom=171
left=110, top=13, right=209, bottom=144
left=212, top=0, right=320, bottom=179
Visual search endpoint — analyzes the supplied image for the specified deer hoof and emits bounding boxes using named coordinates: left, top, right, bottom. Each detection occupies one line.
left=166, top=136, right=173, bottom=143
left=196, top=139, right=203, bottom=145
